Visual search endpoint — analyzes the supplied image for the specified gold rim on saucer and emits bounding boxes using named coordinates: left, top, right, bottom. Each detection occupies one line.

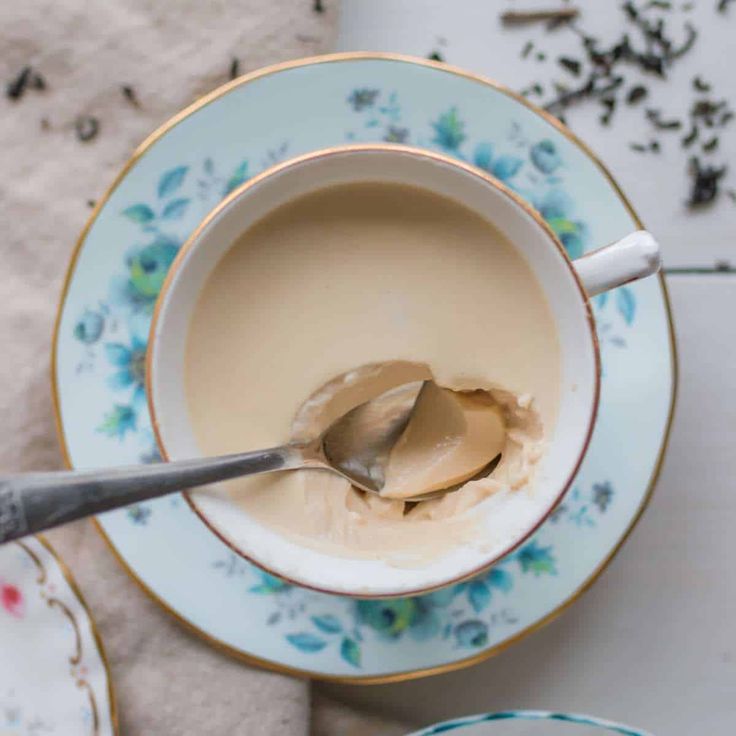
left=50, top=52, right=678, bottom=685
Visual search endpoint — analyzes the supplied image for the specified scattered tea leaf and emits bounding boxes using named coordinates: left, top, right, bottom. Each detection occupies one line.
left=30, top=72, right=46, bottom=90
left=558, top=56, right=582, bottom=76
left=427, top=51, right=445, bottom=62
left=682, top=125, right=698, bottom=147
left=87, top=199, right=97, bottom=208
left=6, top=66, right=31, bottom=100
left=501, top=8, right=579, bottom=25
left=630, top=142, right=648, bottom=152
left=229, top=57, right=240, bottom=80
left=121, top=85, right=140, bottom=107
left=703, top=136, right=719, bottom=151
left=627, top=85, right=648, bottom=104
left=40, top=117, right=50, bottom=131
left=646, top=108, right=682, bottom=130
left=75, top=115, right=100, bottom=142
left=536, top=51, right=547, bottom=61
left=521, top=41, right=534, bottom=59
left=312, top=0, right=324, bottom=12
left=687, top=156, right=726, bottom=206
left=692, top=75, right=711, bottom=92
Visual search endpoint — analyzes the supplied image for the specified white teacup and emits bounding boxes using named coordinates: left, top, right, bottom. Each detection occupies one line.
left=148, top=144, right=660, bottom=597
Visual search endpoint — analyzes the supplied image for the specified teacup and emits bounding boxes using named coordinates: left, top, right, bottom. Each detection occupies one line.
left=147, top=144, right=660, bottom=597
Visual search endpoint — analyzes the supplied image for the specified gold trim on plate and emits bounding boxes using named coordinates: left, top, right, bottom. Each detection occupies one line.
left=17, top=538, right=118, bottom=733
left=49, top=52, right=678, bottom=684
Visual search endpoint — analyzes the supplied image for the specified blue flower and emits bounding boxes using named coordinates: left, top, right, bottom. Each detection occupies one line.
left=473, top=143, right=523, bottom=182
left=127, top=504, right=152, bottom=525
left=73, top=309, right=104, bottom=344
left=535, top=189, right=588, bottom=259
left=97, top=405, right=136, bottom=439
left=249, top=570, right=291, bottom=594
left=105, top=334, right=147, bottom=404
left=383, top=125, right=409, bottom=143
left=455, top=619, right=488, bottom=648
left=348, top=88, right=379, bottom=111
left=122, top=235, right=179, bottom=311
left=530, top=139, right=561, bottom=174
left=592, top=481, right=613, bottom=512
left=356, top=598, right=418, bottom=638
left=516, top=541, right=556, bottom=576
left=432, top=108, right=466, bottom=151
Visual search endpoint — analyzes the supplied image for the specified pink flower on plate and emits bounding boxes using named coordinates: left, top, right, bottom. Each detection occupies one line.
left=1, top=582, right=24, bottom=618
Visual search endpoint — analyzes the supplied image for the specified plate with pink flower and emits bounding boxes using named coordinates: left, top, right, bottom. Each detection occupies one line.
left=0, top=536, right=116, bottom=735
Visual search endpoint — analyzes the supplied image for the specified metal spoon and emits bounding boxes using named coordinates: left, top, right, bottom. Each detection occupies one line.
left=0, top=381, right=500, bottom=544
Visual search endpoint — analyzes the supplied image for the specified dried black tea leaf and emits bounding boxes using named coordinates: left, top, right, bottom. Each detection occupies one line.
left=627, top=85, right=648, bottom=104
left=6, top=66, right=31, bottom=100
left=75, top=115, right=100, bottom=142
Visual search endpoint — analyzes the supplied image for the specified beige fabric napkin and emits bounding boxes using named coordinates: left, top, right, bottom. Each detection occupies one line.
left=0, top=2, right=360, bottom=733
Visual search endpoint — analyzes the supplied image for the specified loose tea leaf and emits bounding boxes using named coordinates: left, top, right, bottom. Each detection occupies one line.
left=627, top=85, right=648, bottom=104
left=702, top=135, right=719, bottom=151
left=121, top=85, right=140, bottom=107
left=646, top=108, right=682, bottom=129
left=693, top=75, right=711, bottom=92
left=312, top=0, right=324, bottom=12
left=75, top=115, right=100, bottom=142
left=682, top=125, right=699, bottom=146
left=558, top=56, right=582, bottom=75
left=521, top=41, right=534, bottom=58
left=501, top=8, right=579, bottom=25
left=229, top=57, right=240, bottom=80
left=687, top=156, right=726, bottom=206
left=6, top=66, right=31, bottom=100
left=428, top=51, right=445, bottom=62
left=31, top=72, right=46, bottom=90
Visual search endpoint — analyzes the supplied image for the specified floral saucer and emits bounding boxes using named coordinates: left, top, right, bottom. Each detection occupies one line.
left=52, top=54, right=676, bottom=682
left=408, top=710, right=653, bottom=735
left=0, top=537, right=116, bottom=735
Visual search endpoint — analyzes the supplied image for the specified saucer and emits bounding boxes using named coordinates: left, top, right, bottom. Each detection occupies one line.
left=0, top=537, right=117, bottom=734
left=407, top=710, right=652, bottom=735
left=52, top=53, right=676, bottom=682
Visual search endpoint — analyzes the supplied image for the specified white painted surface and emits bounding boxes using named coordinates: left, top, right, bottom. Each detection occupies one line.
left=336, top=0, right=736, bottom=268
left=318, top=275, right=736, bottom=735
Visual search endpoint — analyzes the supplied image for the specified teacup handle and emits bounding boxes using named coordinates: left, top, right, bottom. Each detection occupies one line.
left=572, top=230, right=661, bottom=297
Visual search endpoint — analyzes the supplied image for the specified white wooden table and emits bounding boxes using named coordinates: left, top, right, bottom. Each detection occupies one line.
left=318, top=4, right=736, bottom=734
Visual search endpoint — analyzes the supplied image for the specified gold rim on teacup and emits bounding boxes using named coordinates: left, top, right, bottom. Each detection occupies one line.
left=146, top=142, right=603, bottom=599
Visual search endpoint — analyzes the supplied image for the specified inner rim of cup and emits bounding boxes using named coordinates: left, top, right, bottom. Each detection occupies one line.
left=147, top=144, right=600, bottom=597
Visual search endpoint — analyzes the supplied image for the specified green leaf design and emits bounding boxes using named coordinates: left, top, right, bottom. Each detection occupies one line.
left=121, top=204, right=155, bottom=224
left=616, top=287, right=636, bottom=325
left=340, top=637, right=361, bottom=668
left=547, top=217, right=578, bottom=235
left=517, top=541, right=557, bottom=576
left=224, top=160, right=249, bottom=195
left=158, top=166, right=189, bottom=198
left=97, top=404, right=136, bottom=439
left=286, top=632, right=327, bottom=652
left=311, top=615, right=342, bottom=634
left=161, top=198, right=190, bottom=220
left=468, top=580, right=491, bottom=613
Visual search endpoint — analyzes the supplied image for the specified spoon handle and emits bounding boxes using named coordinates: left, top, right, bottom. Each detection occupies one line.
left=0, top=446, right=305, bottom=544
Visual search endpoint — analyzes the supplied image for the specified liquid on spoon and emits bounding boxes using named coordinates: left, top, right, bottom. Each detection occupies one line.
left=380, top=381, right=506, bottom=500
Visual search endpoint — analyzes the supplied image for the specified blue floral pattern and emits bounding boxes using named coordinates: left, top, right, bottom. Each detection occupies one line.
left=210, top=482, right=608, bottom=668
left=72, top=86, right=625, bottom=669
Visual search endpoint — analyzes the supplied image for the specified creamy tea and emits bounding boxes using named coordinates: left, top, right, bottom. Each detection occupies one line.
left=185, top=182, right=560, bottom=565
